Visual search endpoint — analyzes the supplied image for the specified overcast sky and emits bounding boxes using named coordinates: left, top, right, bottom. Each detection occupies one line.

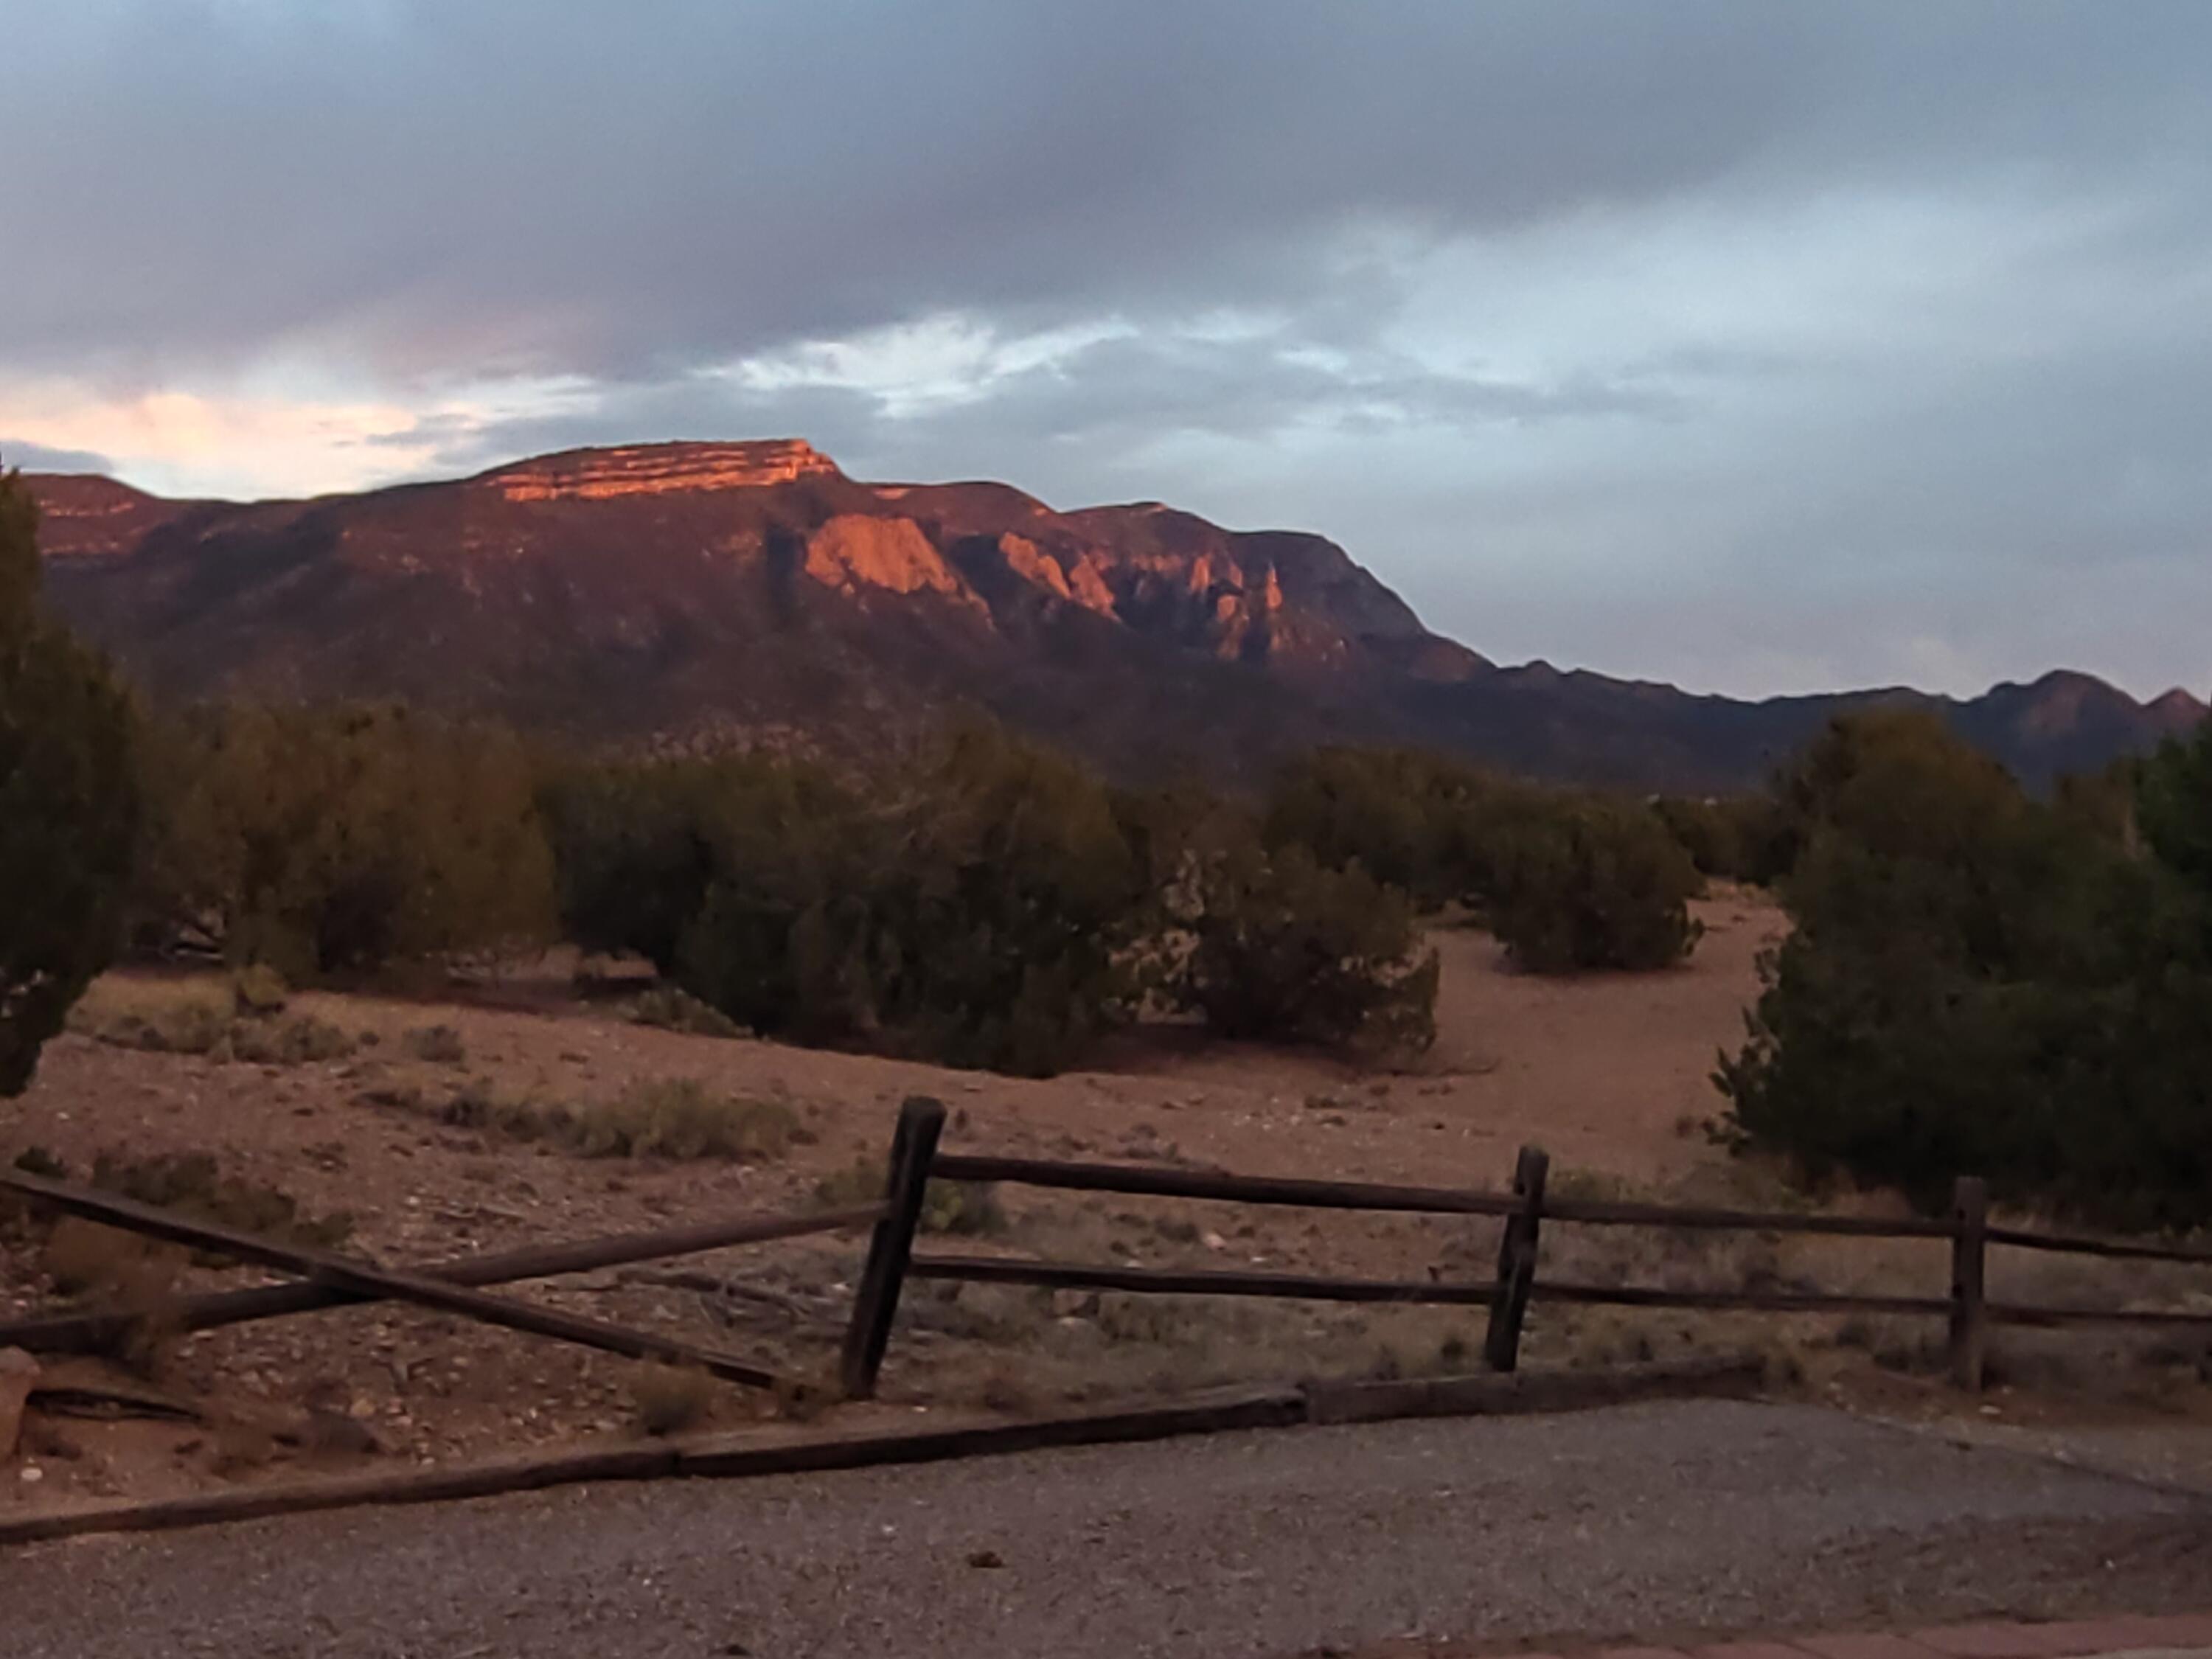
left=5, top=2, right=2208, bottom=699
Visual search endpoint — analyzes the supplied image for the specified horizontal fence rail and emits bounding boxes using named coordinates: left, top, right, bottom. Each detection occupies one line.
left=910, top=1255, right=1500, bottom=1306
left=929, top=1153, right=1520, bottom=1217
left=1983, top=1224, right=2212, bottom=1265
left=894, top=1121, right=2212, bottom=1396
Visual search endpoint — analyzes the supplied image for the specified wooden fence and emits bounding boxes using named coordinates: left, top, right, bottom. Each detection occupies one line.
left=841, top=1096, right=2212, bottom=1399
left=6, top=1093, right=2211, bottom=1414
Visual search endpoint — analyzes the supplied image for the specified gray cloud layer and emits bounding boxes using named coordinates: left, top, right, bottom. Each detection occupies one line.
left=7, top=1, right=2210, bottom=697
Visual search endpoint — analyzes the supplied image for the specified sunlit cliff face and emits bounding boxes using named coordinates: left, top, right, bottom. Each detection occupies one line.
left=474, top=439, right=841, bottom=502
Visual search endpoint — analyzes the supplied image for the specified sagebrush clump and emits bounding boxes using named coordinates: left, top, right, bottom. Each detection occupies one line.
left=442, top=1077, right=801, bottom=1163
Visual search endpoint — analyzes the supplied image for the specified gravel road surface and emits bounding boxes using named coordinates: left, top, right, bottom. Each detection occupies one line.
left=4, top=1400, right=2208, bottom=1659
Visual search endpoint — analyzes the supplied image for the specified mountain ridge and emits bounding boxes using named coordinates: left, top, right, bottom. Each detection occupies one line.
left=22, top=439, right=2204, bottom=791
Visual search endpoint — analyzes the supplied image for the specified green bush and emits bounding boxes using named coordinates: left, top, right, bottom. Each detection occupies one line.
left=569, top=727, right=1155, bottom=1075
left=1178, top=839, right=1437, bottom=1053
left=138, top=702, right=557, bottom=979
left=0, top=468, right=141, bottom=1096
left=1263, top=747, right=1528, bottom=909
left=1485, top=796, right=1704, bottom=973
left=1717, top=709, right=2212, bottom=1230
left=1650, top=794, right=1790, bottom=885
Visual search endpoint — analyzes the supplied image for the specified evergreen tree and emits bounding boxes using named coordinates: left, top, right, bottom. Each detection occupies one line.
left=0, top=467, right=140, bottom=1095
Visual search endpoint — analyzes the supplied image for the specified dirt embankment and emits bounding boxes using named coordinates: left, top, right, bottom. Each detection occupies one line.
left=3, top=889, right=2208, bottom=1515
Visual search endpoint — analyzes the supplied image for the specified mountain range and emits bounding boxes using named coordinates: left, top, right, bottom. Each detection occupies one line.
left=26, top=439, right=2205, bottom=793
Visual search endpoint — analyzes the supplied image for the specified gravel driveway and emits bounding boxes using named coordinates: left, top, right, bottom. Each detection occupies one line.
left=3, top=1399, right=2208, bottom=1659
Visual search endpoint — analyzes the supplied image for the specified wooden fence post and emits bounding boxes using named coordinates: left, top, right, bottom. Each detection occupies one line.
left=1484, top=1145, right=1549, bottom=1374
left=839, top=1095, right=947, bottom=1401
left=1949, top=1175, right=1988, bottom=1391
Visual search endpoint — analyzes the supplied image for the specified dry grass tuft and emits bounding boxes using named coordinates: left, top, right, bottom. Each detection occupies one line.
left=440, top=1077, right=802, bottom=1163
left=230, top=963, right=290, bottom=1015
left=67, top=975, right=360, bottom=1066
left=69, top=979, right=237, bottom=1056
left=402, top=1023, right=468, bottom=1065
left=629, top=984, right=747, bottom=1039
left=630, top=1363, right=717, bottom=1436
left=230, top=1012, right=356, bottom=1065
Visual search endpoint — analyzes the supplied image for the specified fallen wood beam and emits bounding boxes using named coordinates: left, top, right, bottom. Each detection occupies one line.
left=0, top=1385, right=1307, bottom=1546
left=928, top=1153, right=1520, bottom=1217
left=0, top=1353, right=1779, bottom=1548
left=0, top=1202, right=883, bottom=1357
left=1302, top=1353, right=1767, bottom=1426
left=0, top=1169, right=808, bottom=1394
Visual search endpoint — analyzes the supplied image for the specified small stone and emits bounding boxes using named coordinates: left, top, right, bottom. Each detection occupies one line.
left=966, top=1549, right=1005, bottom=1569
left=1201, top=1231, right=1228, bottom=1251
left=18, top=1463, right=44, bottom=1484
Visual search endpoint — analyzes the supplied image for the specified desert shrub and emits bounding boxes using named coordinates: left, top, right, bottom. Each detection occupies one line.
left=69, top=979, right=238, bottom=1055
left=1650, top=794, right=1790, bottom=885
left=541, top=757, right=740, bottom=973
left=563, top=1079, right=800, bottom=1161
left=811, top=1159, right=1008, bottom=1234
left=1177, top=838, right=1438, bottom=1053
left=402, top=1023, right=467, bottom=1065
left=629, top=1362, right=716, bottom=1437
left=83, top=1150, right=353, bottom=1253
left=231, top=962, right=290, bottom=1015
left=629, top=984, right=746, bottom=1038
left=922, top=1179, right=1009, bottom=1236
left=1484, top=796, right=1704, bottom=973
left=445, top=1077, right=799, bottom=1163
left=1264, top=748, right=1504, bottom=908
left=0, top=468, right=141, bottom=1097
left=138, top=701, right=557, bottom=979
left=566, top=726, right=1155, bottom=1075
left=813, top=1158, right=883, bottom=1210
left=1718, top=709, right=2212, bottom=1230
left=229, top=1012, right=355, bottom=1065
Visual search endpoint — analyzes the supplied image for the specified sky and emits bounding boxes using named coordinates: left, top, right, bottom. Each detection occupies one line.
left=4, top=1, right=2209, bottom=700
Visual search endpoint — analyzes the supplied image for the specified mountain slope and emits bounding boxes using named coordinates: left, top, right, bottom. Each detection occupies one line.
left=28, top=441, right=2205, bottom=790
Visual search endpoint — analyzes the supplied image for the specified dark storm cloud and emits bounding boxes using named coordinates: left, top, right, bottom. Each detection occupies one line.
left=1, top=440, right=114, bottom=474
left=7, top=1, right=2211, bottom=695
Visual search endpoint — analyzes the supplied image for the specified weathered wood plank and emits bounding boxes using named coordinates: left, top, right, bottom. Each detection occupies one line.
left=0, top=1386, right=1306, bottom=1548
left=928, top=1153, right=1520, bottom=1217
left=0, top=1203, right=884, bottom=1356
left=0, top=1169, right=804, bottom=1392
left=911, top=1254, right=1499, bottom=1304
left=1483, top=1144, right=1548, bottom=1373
left=1530, top=1281, right=1952, bottom=1317
left=1303, top=1354, right=1765, bottom=1426
left=839, top=1096, right=946, bottom=1400
left=1950, top=1175, right=1989, bottom=1391
left=1983, top=1224, right=2212, bottom=1265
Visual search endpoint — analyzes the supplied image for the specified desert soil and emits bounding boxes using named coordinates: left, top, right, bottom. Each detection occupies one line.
left=2, top=889, right=2208, bottom=1517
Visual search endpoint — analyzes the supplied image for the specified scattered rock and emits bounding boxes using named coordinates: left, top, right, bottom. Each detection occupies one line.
left=966, top=1549, right=1005, bottom=1569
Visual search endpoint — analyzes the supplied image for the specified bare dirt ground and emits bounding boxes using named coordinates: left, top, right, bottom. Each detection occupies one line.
left=2, top=888, right=2208, bottom=1519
